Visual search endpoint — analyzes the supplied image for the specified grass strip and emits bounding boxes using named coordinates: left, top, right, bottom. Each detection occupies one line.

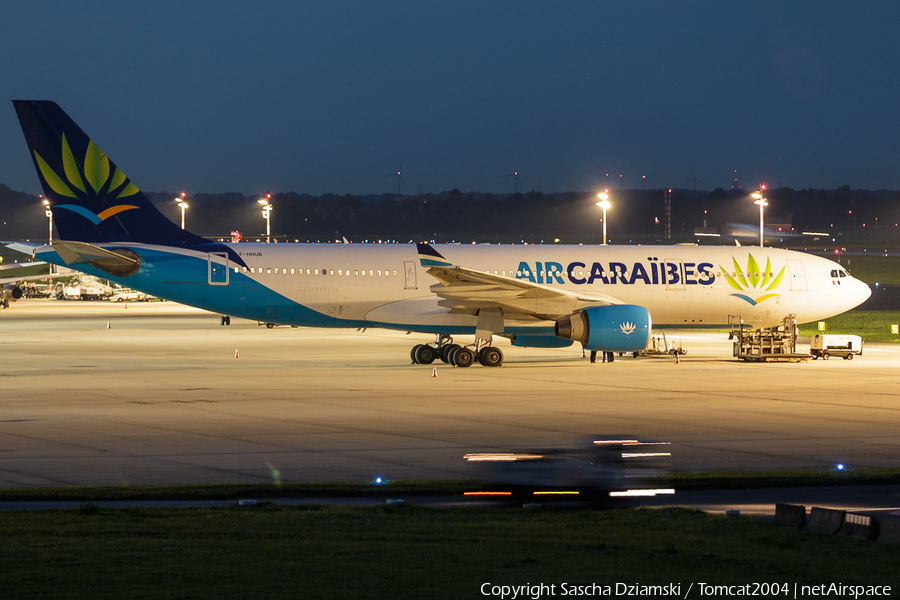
left=1, top=505, right=898, bottom=599
left=799, top=310, right=900, bottom=342
left=2, top=468, right=899, bottom=502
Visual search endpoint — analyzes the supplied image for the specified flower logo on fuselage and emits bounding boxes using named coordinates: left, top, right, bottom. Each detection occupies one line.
left=719, top=254, right=785, bottom=306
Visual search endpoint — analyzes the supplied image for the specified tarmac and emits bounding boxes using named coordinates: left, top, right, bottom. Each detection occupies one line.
left=1, top=299, right=899, bottom=489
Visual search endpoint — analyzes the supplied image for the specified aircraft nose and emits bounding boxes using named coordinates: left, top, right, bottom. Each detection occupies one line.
left=854, top=279, right=872, bottom=308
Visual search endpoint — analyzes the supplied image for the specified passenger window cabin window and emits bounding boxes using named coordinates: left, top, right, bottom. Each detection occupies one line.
left=354, top=270, right=359, bottom=276
left=329, top=269, right=334, bottom=275
left=377, top=270, right=382, bottom=276
left=392, top=270, right=398, bottom=276
left=274, top=268, right=279, bottom=274
left=234, top=267, right=239, bottom=273
left=314, top=269, right=319, bottom=275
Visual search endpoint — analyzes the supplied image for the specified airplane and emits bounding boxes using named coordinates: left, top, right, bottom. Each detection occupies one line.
left=9, top=101, right=872, bottom=366
left=0, top=261, right=51, bottom=308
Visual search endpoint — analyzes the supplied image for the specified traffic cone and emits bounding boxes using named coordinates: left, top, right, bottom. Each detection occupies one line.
left=431, top=366, right=438, bottom=378
left=235, top=348, right=240, bottom=358
left=581, top=348, right=585, bottom=359
left=124, top=302, right=127, bottom=309
left=675, top=352, right=680, bottom=365
left=106, top=320, right=110, bottom=329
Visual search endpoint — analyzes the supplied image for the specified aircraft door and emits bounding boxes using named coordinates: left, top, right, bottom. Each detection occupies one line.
left=404, top=261, right=417, bottom=290
left=664, top=259, right=685, bottom=290
left=785, top=259, right=807, bottom=291
left=208, top=253, right=230, bottom=286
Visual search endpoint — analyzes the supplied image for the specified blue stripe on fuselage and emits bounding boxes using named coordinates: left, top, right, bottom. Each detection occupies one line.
left=37, top=246, right=364, bottom=328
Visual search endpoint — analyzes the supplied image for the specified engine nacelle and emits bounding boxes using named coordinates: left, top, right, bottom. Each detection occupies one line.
left=555, top=305, right=652, bottom=352
left=1, top=284, right=23, bottom=307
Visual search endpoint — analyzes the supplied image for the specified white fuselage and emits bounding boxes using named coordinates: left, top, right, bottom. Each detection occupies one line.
left=221, top=243, right=869, bottom=330
left=36, top=242, right=870, bottom=335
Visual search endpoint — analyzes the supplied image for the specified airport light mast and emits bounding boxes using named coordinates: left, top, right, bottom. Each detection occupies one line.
left=751, top=187, right=768, bottom=247
left=41, top=195, right=53, bottom=274
left=596, top=191, right=611, bottom=245
left=176, top=192, right=189, bottom=230
left=41, top=195, right=52, bottom=242
left=258, top=192, right=273, bottom=243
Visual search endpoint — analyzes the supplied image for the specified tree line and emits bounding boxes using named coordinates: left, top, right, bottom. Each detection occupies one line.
left=2, top=183, right=899, bottom=244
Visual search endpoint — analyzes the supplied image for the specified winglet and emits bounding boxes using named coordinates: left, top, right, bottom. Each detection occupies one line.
left=417, top=242, right=453, bottom=268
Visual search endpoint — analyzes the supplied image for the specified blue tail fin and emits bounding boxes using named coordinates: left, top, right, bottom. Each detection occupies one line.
left=13, top=101, right=207, bottom=246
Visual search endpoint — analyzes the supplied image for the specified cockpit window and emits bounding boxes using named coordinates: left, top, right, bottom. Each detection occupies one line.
left=830, top=270, right=838, bottom=277
left=839, top=270, right=847, bottom=278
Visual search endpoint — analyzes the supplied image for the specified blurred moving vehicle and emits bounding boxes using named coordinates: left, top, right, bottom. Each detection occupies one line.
left=464, top=437, right=672, bottom=502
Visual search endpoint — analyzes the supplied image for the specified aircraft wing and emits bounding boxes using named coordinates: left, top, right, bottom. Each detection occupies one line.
left=2, top=242, right=42, bottom=256
left=0, top=259, right=53, bottom=284
left=417, top=243, right=622, bottom=320
left=0, top=261, right=47, bottom=271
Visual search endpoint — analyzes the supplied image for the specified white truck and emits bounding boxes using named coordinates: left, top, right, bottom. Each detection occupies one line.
left=108, top=289, right=147, bottom=302
left=810, top=334, right=863, bottom=360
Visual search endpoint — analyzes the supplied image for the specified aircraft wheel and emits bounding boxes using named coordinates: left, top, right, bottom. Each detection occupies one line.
left=410, top=344, right=424, bottom=364
left=441, top=344, right=460, bottom=363
left=479, top=347, right=503, bottom=367
left=454, top=347, right=475, bottom=368
left=266, top=323, right=275, bottom=329
left=415, top=344, right=437, bottom=364
left=822, top=352, right=830, bottom=361
left=446, top=346, right=460, bottom=366
left=845, top=353, right=853, bottom=361
left=632, top=352, right=639, bottom=358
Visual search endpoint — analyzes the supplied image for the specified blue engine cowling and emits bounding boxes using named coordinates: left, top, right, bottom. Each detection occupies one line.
left=511, top=335, right=574, bottom=349
left=554, top=305, right=651, bottom=352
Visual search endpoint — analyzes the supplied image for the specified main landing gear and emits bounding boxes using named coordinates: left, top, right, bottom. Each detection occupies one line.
left=410, top=334, right=503, bottom=368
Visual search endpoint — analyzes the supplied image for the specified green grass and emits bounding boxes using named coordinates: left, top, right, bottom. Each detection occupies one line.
left=1, top=504, right=897, bottom=599
left=799, top=310, right=900, bottom=342
left=838, top=255, right=900, bottom=285
left=4, top=468, right=900, bottom=503
left=3, top=468, right=900, bottom=502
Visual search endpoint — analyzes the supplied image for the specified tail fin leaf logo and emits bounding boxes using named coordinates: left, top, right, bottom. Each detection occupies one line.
left=33, top=133, right=139, bottom=222
left=718, top=254, right=785, bottom=306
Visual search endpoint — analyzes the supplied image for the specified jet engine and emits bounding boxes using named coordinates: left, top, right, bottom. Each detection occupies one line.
left=1, top=283, right=24, bottom=308
left=555, top=304, right=651, bottom=352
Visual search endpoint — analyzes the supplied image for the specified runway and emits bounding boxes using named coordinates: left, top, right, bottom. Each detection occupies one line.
left=1, top=300, right=899, bottom=488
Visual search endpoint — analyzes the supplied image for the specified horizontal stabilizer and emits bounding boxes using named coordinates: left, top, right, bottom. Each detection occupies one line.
left=43, top=241, right=141, bottom=277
